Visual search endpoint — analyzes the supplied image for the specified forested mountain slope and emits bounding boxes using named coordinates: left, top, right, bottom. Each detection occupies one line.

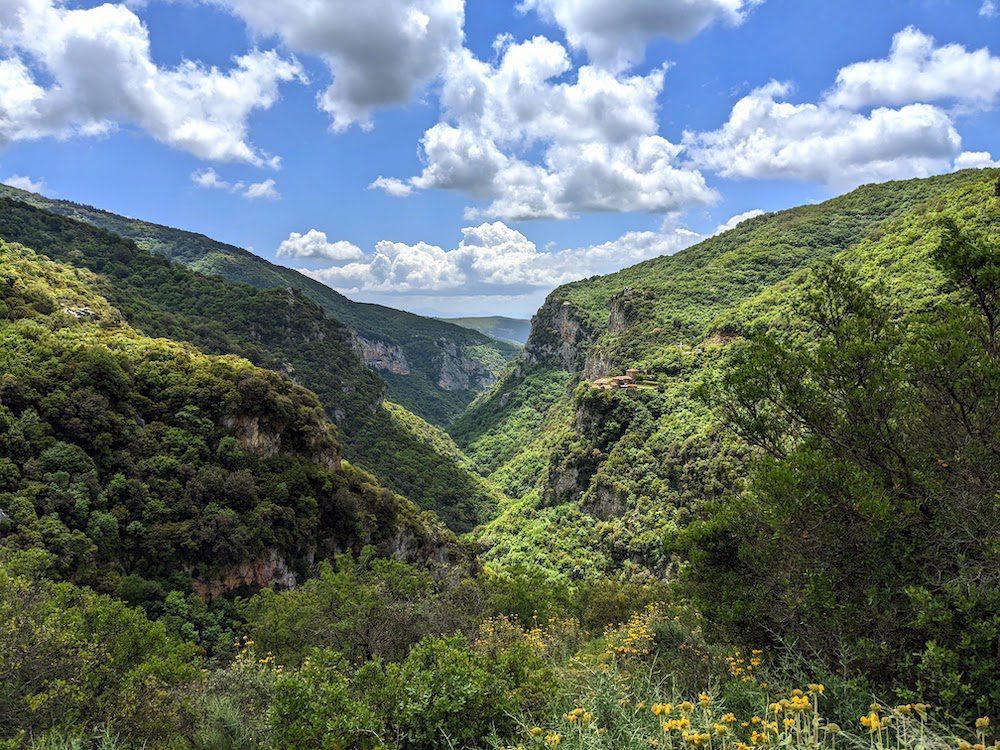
left=0, top=239, right=462, bottom=645
left=0, top=184, right=519, bottom=426
left=0, top=198, right=503, bottom=532
left=443, top=168, right=1000, bottom=712
left=3, top=171, right=998, bottom=747
left=454, top=168, right=1000, bottom=575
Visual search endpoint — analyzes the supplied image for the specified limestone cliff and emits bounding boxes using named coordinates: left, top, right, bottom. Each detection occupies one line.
left=437, top=339, right=497, bottom=391
left=518, top=296, right=598, bottom=376
left=353, top=335, right=411, bottom=375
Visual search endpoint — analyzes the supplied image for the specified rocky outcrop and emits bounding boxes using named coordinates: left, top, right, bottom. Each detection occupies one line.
left=353, top=335, right=411, bottom=375
left=606, top=286, right=653, bottom=335
left=518, top=296, right=597, bottom=376
left=221, top=414, right=283, bottom=458
left=581, top=482, right=626, bottom=520
left=220, top=413, right=340, bottom=471
left=190, top=549, right=297, bottom=601
left=437, top=339, right=497, bottom=391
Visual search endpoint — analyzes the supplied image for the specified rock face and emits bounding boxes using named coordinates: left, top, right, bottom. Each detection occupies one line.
left=519, top=296, right=597, bottom=376
left=220, top=413, right=340, bottom=471
left=606, top=286, right=652, bottom=336
left=437, top=339, right=497, bottom=391
left=353, top=335, right=411, bottom=375
left=190, top=549, right=297, bottom=601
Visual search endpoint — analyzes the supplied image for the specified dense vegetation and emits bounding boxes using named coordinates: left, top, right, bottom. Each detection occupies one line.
left=1, top=171, right=998, bottom=748
left=454, top=170, right=1000, bottom=713
left=0, top=184, right=519, bottom=426
left=0, top=240, right=456, bottom=655
left=0, top=198, right=502, bottom=531
left=458, top=169, right=1000, bottom=574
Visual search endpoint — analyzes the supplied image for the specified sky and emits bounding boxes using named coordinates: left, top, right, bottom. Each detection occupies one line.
left=0, top=0, right=998, bottom=318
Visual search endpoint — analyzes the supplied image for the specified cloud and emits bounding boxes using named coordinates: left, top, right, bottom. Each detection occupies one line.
left=0, top=0, right=304, bottom=165
left=684, top=28, right=1000, bottom=189
left=192, top=168, right=233, bottom=190
left=369, top=176, right=414, bottom=197
left=208, top=0, right=464, bottom=131
left=981, top=1, right=997, bottom=18
left=520, top=0, right=762, bottom=71
left=954, top=151, right=1000, bottom=169
left=243, top=178, right=279, bottom=200
left=713, top=208, right=764, bottom=235
left=191, top=168, right=281, bottom=199
left=387, top=37, right=715, bottom=220
left=3, top=174, right=46, bottom=193
left=276, top=229, right=365, bottom=262
left=685, top=80, right=962, bottom=189
left=295, top=219, right=705, bottom=297
left=826, top=27, right=1000, bottom=110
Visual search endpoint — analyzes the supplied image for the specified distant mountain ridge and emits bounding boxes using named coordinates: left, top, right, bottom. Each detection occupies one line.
left=439, top=316, right=531, bottom=345
left=0, top=184, right=519, bottom=427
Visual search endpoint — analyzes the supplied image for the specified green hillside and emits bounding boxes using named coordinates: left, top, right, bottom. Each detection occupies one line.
left=0, top=184, right=520, bottom=426
left=3, top=172, right=998, bottom=748
left=455, top=168, right=1000, bottom=574
left=440, top=315, right=531, bottom=344
left=447, top=167, right=1000, bottom=713
left=0, top=197, right=504, bottom=532
left=0, top=238, right=459, bottom=646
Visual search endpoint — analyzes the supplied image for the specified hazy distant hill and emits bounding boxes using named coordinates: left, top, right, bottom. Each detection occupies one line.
left=440, top=315, right=531, bottom=345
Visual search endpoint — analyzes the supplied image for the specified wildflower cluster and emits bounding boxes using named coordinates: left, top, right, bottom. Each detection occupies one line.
left=478, top=614, right=584, bottom=660
left=725, top=649, right=763, bottom=684
left=564, top=708, right=596, bottom=726
left=603, top=604, right=663, bottom=660
left=956, top=716, right=997, bottom=750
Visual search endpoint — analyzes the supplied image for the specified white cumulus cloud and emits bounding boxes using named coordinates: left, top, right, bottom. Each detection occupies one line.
left=713, top=208, right=764, bottom=235
left=3, top=173, right=46, bottom=193
left=954, top=151, right=1000, bottom=170
left=369, top=176, right=414, bottom=197
left=191, top=168, right=281, bottom=200
left=520, top=0, right=762, bottom=71
left=827, top=27, right=1000, bottom=110
left=276, top=229, right=365, bottom=262
left=295, top=219, right=710, bottom=297
left=208, top=0, right=464, bottom=131
left=386, top=37, right=715, bottom=220
left=243, top=178, right=279, bottom=200
left=981, top=1, right=997, bottom=18
left=685, top=81, right=962, bottom=188
left=0, top=0, right=304, bottom=165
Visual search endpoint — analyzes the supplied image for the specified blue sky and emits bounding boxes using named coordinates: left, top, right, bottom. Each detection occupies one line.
left=1, top=0, right=998, bottom=316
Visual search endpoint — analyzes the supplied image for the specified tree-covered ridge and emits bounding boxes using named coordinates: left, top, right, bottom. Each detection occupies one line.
left=0, top=197, right=503, bottom=532
left=0, top=239, right=458, bottom=647
left=457, top=168, right=1000, bottom=577
left=448, top=168, right=1000, bottom=715
left=1, top=174, right=997, bottom=749
left=0, top=184, right=520, bottom=426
